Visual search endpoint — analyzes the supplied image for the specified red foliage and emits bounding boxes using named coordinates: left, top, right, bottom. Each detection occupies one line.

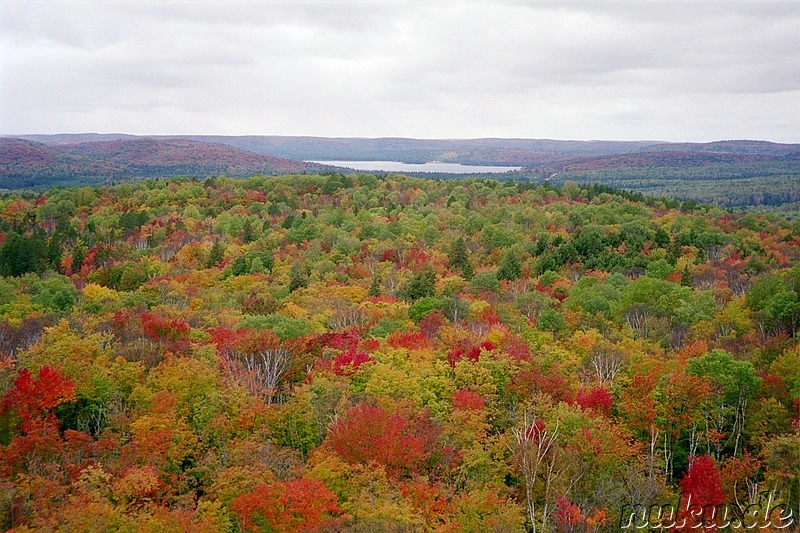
left=0, top=366, right=76, bottom=475
left=523, top=418, right=547, bottom=442
left=720, top=452, right=761, bottom=502
left=509, top=365, right=574, bottom=403
left=478, top=307, right=501, bottom=326
left=407, top=248, right=432, bottom=271
left=380, top=249, right=398, bottom=263
left=209, top=327, right=281, bottom=356
left=504, top=335, right=532, bottom=362
left=231, top=478, right=342, bottom=533
left=447, top=340, right=496, bottom=367
left=359, top=337, right=381, bottom=352
left=398, top=479, right=451, bottom=526
left=666, top=270, right=683, bottom=282
left=327, top=403, right=450, bottom=479
left=315, top=329, right=362, bottom=352
left=418, top=309, right=446, bottom=337
left=757, top=371, right=791, bottom=402
left=677, top=454, right=725, bottom=530
left=555, top=496, right=585, bottom=531
left=387, top=330, right=432, bottom=350
left=0, top=417, right=63, bottom=475
left=452, top=389, right=486, bottom=412
left=574, top=386, right=613, bottom=417
left=3, top=366, right=76, bottom=427
left=140, top=311, right=191, bottom=352
left=331, top=349, right=373, bottom=376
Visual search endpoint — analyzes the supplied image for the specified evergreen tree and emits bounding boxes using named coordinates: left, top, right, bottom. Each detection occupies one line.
left=448, top=237, right=468, bottom=271
left=207, top=241, right=226, bottom=268
left=46, top=233, right=63, bottom=271
left=0, top=232, right=47, bottom=277
left=448, top=237, right=474, bottom=279
left=401, top=265, right=437, bottom=301
left=242, top=219, right=257, bottom=243
left=289, top=261, right=309, bottom=293
left=461, top=259, right=474, bottom=281
left=71, top=244, right=87, bottom=274
left=368, top=275, right=382, bottom=297
left=498, top=250, right=522, bottom=281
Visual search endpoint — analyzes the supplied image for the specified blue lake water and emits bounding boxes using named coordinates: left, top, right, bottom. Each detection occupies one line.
left=308, top=160, right=522, bottom=174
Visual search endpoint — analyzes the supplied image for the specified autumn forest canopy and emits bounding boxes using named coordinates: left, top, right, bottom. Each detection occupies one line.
left=0, top=172, right=798, bottom=531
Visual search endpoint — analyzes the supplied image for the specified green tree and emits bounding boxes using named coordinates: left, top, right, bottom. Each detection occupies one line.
left=368, top=275, right=381, bottom=297
left=242, top=218, right=257, bottom=243
left=688, top=350, right=760, bottom=458
left=401, top=266, right=437, bottom=301
left=448, top=237, right=473, bottom=279
left=289, top=261, right=309, bottom=293
left=207, top=241, right=226, bottom=268
left=0, top=232, right=47, bottom=277
left=497, top=249, right=522, bottom=282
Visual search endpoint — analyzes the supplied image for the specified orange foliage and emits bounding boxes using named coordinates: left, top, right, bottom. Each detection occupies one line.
left=231, top=478, right=343, bottom=533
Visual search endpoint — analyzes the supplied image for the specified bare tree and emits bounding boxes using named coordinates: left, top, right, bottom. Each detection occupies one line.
left=509, top=410, right=576, bottom=533
left=222, top=345, right=290, bottom=404
left=588, top=344, right=627, bottom=387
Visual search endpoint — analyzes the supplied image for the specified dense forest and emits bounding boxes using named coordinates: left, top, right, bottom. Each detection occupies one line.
left=0, top=174, right=798, bottom=531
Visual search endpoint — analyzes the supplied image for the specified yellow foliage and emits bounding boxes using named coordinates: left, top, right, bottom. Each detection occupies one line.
left=485, top=326, right=509, bottom=347
left=468, top=299, right=492, bottom=317
left=282, top=301, right=309, bottom=318
left=448, top=485, right=525, bottom=532
left=205, top=465, right=275, bottom=505
left=364, top=362, right=425, bottom=405
left=0, top=294, right=44, bottom=327
left=129, top=408, right=200, bottom=467
left=567, top=328, right=603, bottom=356
left=341, top=464, right=422, bottom=530
left=18, top=319, right=117, bottom=396
left=54, top=495, right=135, bottom=532
left=306, top=447, right=353, bottom=500
left=82, top=282, right=119, bottom=304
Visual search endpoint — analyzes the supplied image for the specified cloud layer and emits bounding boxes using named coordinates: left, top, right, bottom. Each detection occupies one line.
left=2, top=1, right=798, bottom=141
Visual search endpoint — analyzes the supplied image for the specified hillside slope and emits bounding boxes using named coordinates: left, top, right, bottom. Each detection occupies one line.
left=1, top=137, right=335, bottom=189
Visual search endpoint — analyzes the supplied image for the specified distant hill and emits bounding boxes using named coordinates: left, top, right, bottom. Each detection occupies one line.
left=0, top=137, right=336, bottom=190
left=4, top=134, right=798, bottom=211
left=15, top=134, right=798, bottom=169
left=552, top=150, right=775, bottom=172
left=180, top=136, right=659, bottom=166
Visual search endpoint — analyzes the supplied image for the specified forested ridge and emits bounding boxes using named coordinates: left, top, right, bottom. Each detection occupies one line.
left=0, top=173, right=798, bottom=531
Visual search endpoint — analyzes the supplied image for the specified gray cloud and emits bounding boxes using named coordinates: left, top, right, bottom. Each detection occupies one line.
left=1, top=0, right=798, bottom=141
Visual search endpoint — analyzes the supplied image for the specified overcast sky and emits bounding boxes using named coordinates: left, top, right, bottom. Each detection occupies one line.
left=1, top=1, right=799, bottom=142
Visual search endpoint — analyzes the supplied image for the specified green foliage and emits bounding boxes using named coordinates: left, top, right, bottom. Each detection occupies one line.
left=497, top=250, right=522, bottom=281
left=0, top=232, right=47, bottom=276
left=207, top=241, right=226, bottom=268
left=401, top=266, right=437, bottom=301
left=448, top=237, right=473, bottom=279
left=471, top=271, right=499, bottom=293
left=28, top=274, right=78, bottom=312
left=238, top=314, right=311, bottom=340
left=288, top=260, right=309, bottom=292
left=407, top=296, right=444, bottom=322
left=231, top=251, right=274, bottom=276
left=688, top=350, right=760, bottom=405
left=88, top=260, right=151, bottom=291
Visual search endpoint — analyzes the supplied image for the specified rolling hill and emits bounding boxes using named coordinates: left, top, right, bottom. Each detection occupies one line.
left=0, top=137, right=336, bottom=190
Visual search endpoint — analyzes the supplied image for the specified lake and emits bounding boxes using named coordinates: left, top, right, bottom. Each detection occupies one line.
left=308, top=160, right=522, bottom=174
